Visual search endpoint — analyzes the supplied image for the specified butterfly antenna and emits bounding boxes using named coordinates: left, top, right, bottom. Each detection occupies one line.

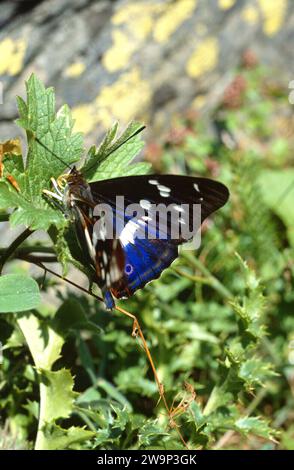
left=83, top=125, right=146, bottom=175
left=34, top=137, right=72, bottom=171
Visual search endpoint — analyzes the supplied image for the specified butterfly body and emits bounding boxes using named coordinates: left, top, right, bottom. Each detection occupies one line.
left=58, top=168, right=229, bottom=309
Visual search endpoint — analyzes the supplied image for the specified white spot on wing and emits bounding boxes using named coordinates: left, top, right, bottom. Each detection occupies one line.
left=140, top=199, right=152, bottom=210
left=149, top=179, right=159, bottom=185
left=194, top=183, right=200, bottom=192
left=119, top=220, right=140, bottom=246
left=157, top=184, right=171, bottom=193
left=174, top=205, right=184, bottom=213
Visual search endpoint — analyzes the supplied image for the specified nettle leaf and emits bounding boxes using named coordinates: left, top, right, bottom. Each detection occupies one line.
left=42, top=423, right=94, bottom=450
left=0, top=74, right=83, bottom=231
left=82, top=121, right=151, bottom=182
left=40, top=368, right=78, bottom=422
left=0, top=274, right=41, bottom=313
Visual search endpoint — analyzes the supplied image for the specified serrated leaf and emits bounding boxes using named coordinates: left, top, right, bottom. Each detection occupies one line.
left=0, top=274, right=41, bottom=313
left=17, top=312, right=64, bottom=370
left=138, top=420, right=170, bottom=447
left=258, top=169, right=294, bottom=247
left=0, top=74, right=83, bottom=231
left=203, top=385, right=233, bottom=416
left=40, top=369, right=78, bottom=422
left=42, top=423, right=94, bottom=450
left=235, top=416, right=277, bottom=440
left=231, top=254, right=266, bottom=338
left=239, top=358, right=277, bottom=390
left=82, top=121, right=150, bottom=182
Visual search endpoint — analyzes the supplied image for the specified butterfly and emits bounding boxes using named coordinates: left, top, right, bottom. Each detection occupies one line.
left=41, top=132, right=229, bottom=310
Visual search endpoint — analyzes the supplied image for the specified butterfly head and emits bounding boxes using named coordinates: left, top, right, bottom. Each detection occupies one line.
left=43, top=166, right=90, bottom=207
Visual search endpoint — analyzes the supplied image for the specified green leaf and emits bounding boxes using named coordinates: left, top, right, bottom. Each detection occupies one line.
left=17, top=313, right=64, bottom=370
left=0, top=274, right=41, bottom=313
left=138, top=420, right=171, bottom=448
left=258, top=169, right=294, bottom=247
left=115, top=366, right=158, bottom=396
left=54, top=299, right=103, bottom=335
left=231, top=254, right=266, bottom=338
left=235, top=416, right=277, bottom=441
left=0, top=74, right=83, bottom=231
left=42, top=423, right=94, bottom=450
left=40, top=369, right=78, bottom=422
left=239, top=358, right=278, bottom=390
left=82, top=121, right=151, bottom=182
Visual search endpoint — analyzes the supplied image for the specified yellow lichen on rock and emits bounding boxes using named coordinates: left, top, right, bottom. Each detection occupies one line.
left=104, top=1, right=164, bottom=72
left=95, top=68, right=152, bottom=128
left=104, top=0, right=198, bottom=71
left=242, top=5, right=259, bottom=25
left=102, top=30, right=138, bottom=73
left=186, top=37, right=219, bottom=79
left=71, top=103, right=97, bottom=134
left=0, top=38, right=27, bottom=76
left=218, top=0, right=236, bottom=10
left=192, top=94, right=206, bottom=109
left=65, top=61, right=86, bottom=78
left=258, top=0, right=287, bottom=36
left=112, top=1, right=163, bottom=26
left=72, top=68, right=151, bottom=133
left=153, top=0, right=197, bottom=43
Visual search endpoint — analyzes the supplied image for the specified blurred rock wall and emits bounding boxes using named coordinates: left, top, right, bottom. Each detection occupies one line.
left=0, top=0, right=293, bottom=145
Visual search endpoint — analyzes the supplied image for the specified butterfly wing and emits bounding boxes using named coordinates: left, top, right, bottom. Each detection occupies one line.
left=89, top=175, right=229, bottom=306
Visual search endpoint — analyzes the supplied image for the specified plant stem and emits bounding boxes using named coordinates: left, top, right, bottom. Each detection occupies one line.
left=0, top=228, right=33, bottom=274
left=35, top=380, right=47, bottom=450
left=181, top=252, right=233, bottom=300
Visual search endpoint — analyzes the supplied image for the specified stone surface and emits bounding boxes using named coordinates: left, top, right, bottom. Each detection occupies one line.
left=0, top=0, right=293, bottom=145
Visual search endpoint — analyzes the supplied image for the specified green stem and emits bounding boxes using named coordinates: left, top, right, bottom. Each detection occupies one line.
left=181, top=252, right=233, bottom=300
left=0, top=228, right=33, bottom=274
left=173, top=267, right=211, bottom=284
left=35, top=379, right=47, bottom=450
